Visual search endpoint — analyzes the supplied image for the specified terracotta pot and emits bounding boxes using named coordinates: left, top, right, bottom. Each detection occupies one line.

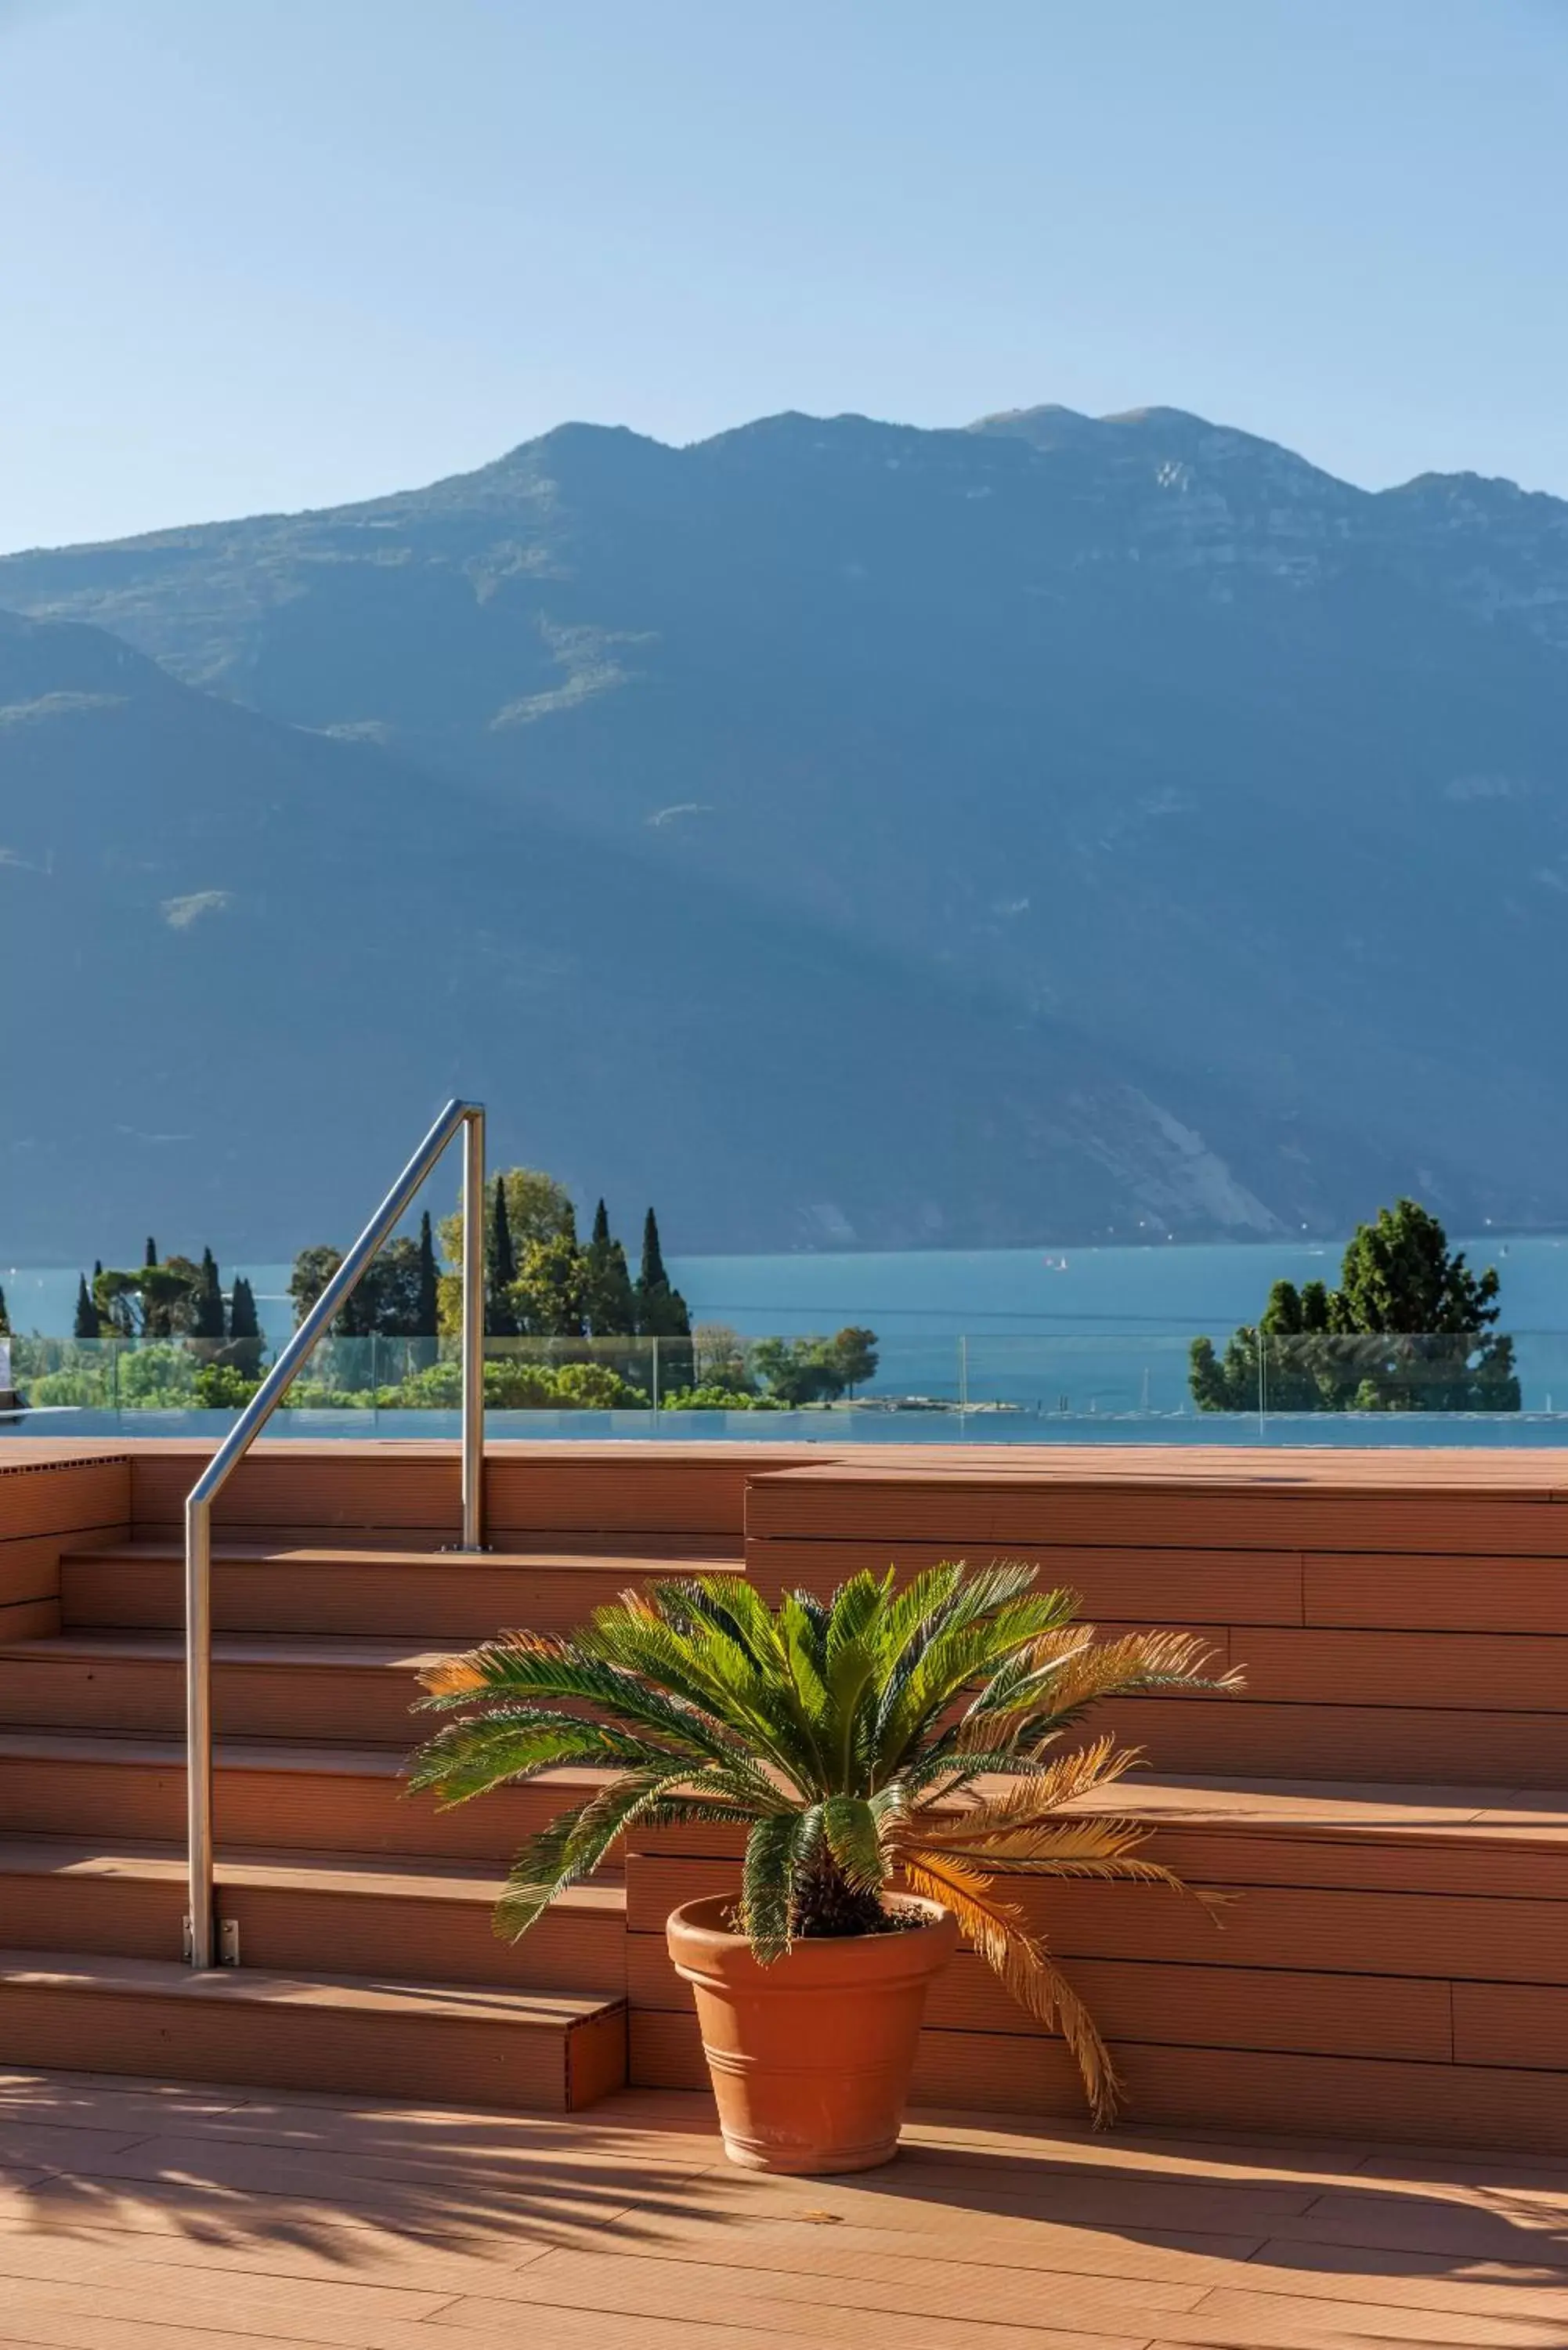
left=666, top=1892, right=958, bottom=2174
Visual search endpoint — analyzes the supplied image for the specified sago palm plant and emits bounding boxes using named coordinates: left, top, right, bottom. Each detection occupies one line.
left=410, top=1561, right=1236, bottom=2122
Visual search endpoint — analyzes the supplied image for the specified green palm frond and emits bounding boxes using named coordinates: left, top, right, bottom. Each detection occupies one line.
left=407, top=1710, right=704, bottom=1804
left=407, top=1553, right=1239, bottom=2128
left=820, top=1794, right=886, bottom=1893
left=417, top=1636, right=761, bottom=1773
left=743, top=1808, right=826, bottom=1958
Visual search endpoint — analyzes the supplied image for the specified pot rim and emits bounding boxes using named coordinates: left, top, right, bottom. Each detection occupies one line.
left=667, top=1891, right=959, bottom=1989
left=670, top=1889, right=952, bottom=1946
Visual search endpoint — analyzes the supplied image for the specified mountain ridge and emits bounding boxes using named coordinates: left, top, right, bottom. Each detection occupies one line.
left=5, top=402, right=1568, bottom=1249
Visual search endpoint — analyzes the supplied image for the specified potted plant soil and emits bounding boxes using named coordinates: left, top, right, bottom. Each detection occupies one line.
left=411, top=1563, right=1232, bottom=2173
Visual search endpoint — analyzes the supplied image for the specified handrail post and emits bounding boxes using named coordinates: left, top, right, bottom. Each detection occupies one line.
left=183, top=1490, right=215, bottom=1970
left=460, top=1105, right=486, bottom=1550
left=182, top=1096, right=485, bottom=1966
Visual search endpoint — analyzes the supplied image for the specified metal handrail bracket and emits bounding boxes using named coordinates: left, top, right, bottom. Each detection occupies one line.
left=183, top=1097, right=486, bottom=1966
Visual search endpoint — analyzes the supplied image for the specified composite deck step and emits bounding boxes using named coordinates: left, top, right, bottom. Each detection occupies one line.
left=0, top=1630, right=449, bottom=1746
left=124, top=1440, right=800, bottom=1543
left=0, top=1730, right=614, bottom=1861
left=0, top=1946, right=626, bottom=2110
left=625, top=1772, right=1568, bottom=2153
left=1096, top=1672, right=1568, bottom=1789
left=60, top=1540, right=743, bottom=1638
left=0, top=1836, right=626, bottom=1987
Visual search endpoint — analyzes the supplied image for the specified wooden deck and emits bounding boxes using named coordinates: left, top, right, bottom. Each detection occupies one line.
left=4, top=2070, right=1568, bottom=2348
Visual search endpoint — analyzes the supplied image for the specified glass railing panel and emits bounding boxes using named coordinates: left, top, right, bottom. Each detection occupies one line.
left=9, top=1326, right=1568, bottom=1441
left=958, top=1332, right=1198, bottom=1425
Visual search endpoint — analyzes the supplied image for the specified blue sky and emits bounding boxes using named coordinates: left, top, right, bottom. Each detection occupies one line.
left=4, top=0, right=1566, bottom=551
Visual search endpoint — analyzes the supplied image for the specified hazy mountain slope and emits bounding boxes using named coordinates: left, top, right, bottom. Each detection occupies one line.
left=6, top=403, right=1568, bottom=1233
left=2, top=606, right=1390, bottom=1258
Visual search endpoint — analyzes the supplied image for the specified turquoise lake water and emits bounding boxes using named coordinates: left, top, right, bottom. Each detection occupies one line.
left=9, top=1233, right=1567, bottom=1347
left=7, top=1235, right=1568, bottom=1440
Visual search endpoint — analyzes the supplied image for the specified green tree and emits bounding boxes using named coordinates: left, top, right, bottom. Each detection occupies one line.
left=94, top=1268, right=142, bottom=1337
left=583, top=1199, right=636, bottom=1338
left=0, top=1284, right=9, bottom=1336
left=226, top=1274, right=263, bottom=1376
left=290, top=1246, right=344, bottom=1329
left=692, top=1321, right=753, bottom=1393
left=637, top=1206, right=670, bottom=1296
left=486, top=1174, right=518, bottom=1338
left=753, top=1336, right=839, bottom=1406
left=832, top=1326, right=880, bottom=1395
left=289, top=1239, right=425, bottom=1338
left=368, top=1237, right=422, bottom=1336
left=416, top=1211, right=439, bottom=1339
left=437, top=1169, right=605, bottom=1338
left=72, top=1274, right=100, bottom=1340
left=144, top=1236, right=157, bottom=1270
left=635, top=1208, right=692, bottom=1390
left=190, top=1248, right=226, bottom=1341
left=439, top=1167, right=576, bottom=1265
left=1190, top=1201, right=1519, bottom=1414
left=508, top=1231, right=587, bottom=1337
left=156, top=1256, right=204, bottom=1338
left=750, top=1328, right=881, bottom=1406
left=96, top=1259, right=201, bottom=1340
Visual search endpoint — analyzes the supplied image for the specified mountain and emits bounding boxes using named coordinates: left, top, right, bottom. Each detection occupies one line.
left=5, top=403, right=1568, bottom=1253
left=0, top=606, right=1339, bottom=1260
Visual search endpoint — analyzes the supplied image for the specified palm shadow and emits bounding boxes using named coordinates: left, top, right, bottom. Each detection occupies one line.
left=10, top=2071, right=1568, bottom=2344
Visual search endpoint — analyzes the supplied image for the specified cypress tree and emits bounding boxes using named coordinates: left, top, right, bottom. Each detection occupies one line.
left=638, top=1209, right=668, bottom=1296
left=0, top=1283, right=9, bottom=1336
left=416, top=1210, right=439, bottom=1337
left=486, top=1174, right=518, bottom=1337
left=192, top=1248, right=226, bottom=1340
left=634, top=1208, right=692, bottom=1390
left=583, top=1199, right=635, bottom=1337
left=73, top=1275, right=99, bottom=1340
left=493, top=1177, right=517, bottom=1288
left=144, top=1237, right=158, bottom=1269
left=227, top=1274, right=262, bottom=1375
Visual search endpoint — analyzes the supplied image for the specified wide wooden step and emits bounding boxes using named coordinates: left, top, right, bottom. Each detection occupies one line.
left=60, top=1541, right=742, bottom=1638
left=625, top=1773, right=1568, bottom=2154
left=0, top=1946, right=625, bottom=2110
left=0, top=1836, right=626, bottom=1988
left=125, top=1440, right=791, bottom=1542
left=0, top=1631, right=443, bottom=1747
left=0, top=1730, right=613, bottom=1861
left=747, top=1502, right=1568, bottom=1788
left=1100, top=1692, right=1568, bottom=1777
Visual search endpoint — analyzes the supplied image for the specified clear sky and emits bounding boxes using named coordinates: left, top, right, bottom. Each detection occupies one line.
left=4, top=0, right=1567, bottom=552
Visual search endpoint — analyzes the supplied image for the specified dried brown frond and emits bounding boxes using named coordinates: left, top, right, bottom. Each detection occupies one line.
left=1014, top=1629, right=1239, bottom=1726
left=921, top=1736, right=1140, bottom=1840
left=899, top=1851, right=1122, bottom=2126
left=417, top=1628, right=564, bottom=1697
left=417, top=1654, right=489, bottom=1697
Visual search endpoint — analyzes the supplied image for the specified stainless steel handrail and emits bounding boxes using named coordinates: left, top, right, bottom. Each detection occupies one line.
left=183, top=1097, right=486, bottom=1968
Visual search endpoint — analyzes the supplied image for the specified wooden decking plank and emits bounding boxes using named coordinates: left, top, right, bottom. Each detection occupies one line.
left=7, top=2070, right=1568, bottom=2349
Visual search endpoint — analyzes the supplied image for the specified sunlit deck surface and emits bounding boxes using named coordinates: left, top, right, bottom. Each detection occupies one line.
left=5, top=2070, right=1568, bottom=2350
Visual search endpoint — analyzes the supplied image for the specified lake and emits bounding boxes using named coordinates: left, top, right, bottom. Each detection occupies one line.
left=7, top=1234, right=1568, bottom=1421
